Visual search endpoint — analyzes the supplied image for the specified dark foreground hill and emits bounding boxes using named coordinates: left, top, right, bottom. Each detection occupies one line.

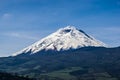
left=0, top=47, right=120, bottom=80
left=0, top=72, right=35, bottom=80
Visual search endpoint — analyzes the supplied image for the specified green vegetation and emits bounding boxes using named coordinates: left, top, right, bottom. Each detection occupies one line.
left=42, top=67, right=82, bottom=80
left=0, top=47, right=120, bottom=80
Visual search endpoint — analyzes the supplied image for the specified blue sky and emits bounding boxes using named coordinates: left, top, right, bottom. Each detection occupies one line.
left=0, top=0, right=120, bottom=56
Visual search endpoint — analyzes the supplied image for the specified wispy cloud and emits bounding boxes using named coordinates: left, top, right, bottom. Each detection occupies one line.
left=85, top=27, right=120, bottom=47
left=104, top=27, right=120, bottom=33
left=3, top=32, right=39, bottom=40
left=2, top=13, right=12, bottom=20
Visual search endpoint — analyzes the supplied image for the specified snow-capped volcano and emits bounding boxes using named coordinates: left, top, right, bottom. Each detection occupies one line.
left=13, top=26, right=106, bottom=56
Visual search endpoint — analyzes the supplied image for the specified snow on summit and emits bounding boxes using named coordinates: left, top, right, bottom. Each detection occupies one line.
left=12, top=26, right=106, bottom=56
